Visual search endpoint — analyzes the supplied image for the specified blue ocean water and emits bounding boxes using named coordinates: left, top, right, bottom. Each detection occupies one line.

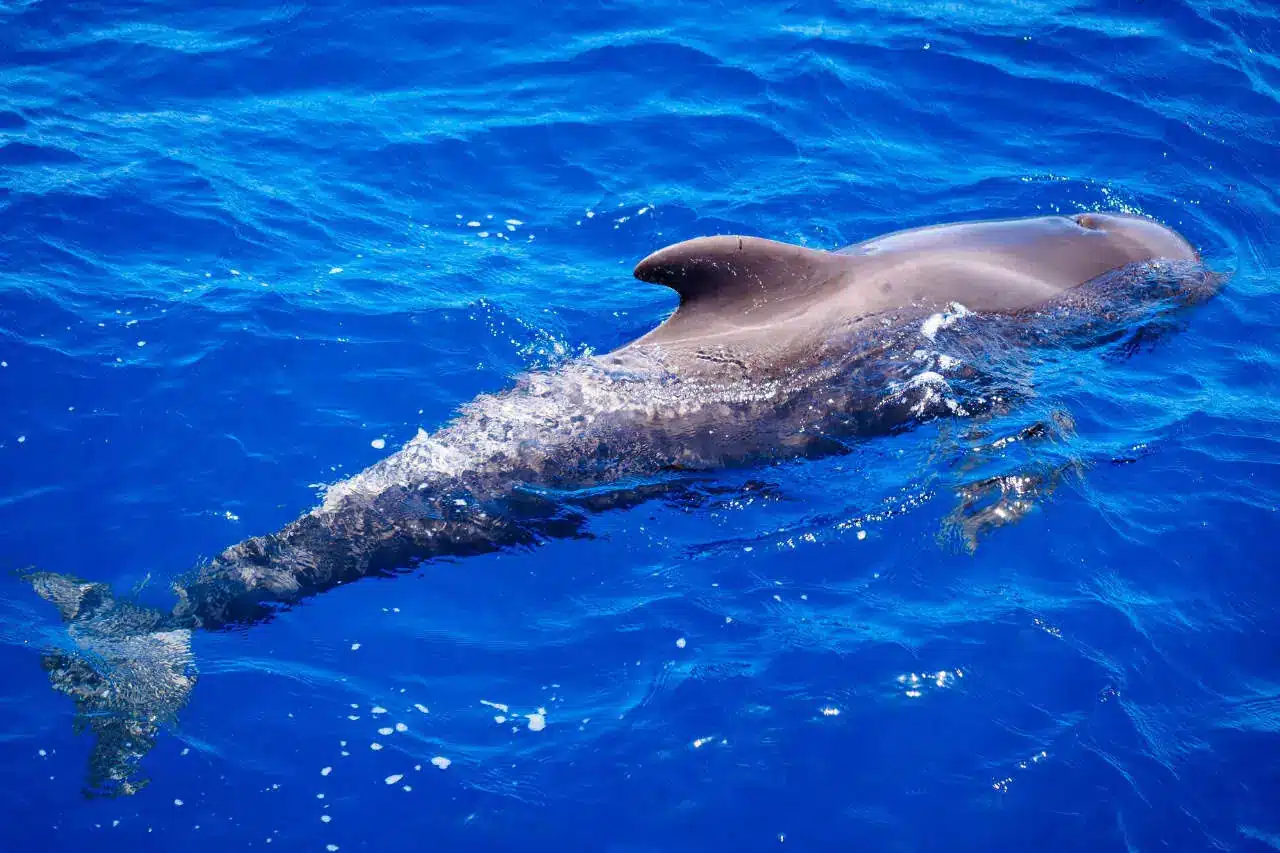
left=2, top=0, right=1278, bottom=850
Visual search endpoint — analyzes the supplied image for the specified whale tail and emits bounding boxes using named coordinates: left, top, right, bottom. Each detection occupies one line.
left=23, top=570, right=197, bottom=797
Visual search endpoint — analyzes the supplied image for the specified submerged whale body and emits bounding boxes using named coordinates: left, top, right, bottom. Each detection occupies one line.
left=23, top=211, right=1219, bottom=795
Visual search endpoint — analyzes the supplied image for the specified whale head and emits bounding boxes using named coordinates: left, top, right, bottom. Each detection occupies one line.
left=1061, top=210, right=1199, bottom=271
left=843, top=212, right=1200, bottom=289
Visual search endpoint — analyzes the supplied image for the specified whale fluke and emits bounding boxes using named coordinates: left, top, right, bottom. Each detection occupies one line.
left=24, top=570, right=196, bottom=797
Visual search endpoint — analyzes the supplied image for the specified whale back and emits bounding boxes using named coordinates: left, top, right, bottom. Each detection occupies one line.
left=625, top=214, right=1200, bottom=352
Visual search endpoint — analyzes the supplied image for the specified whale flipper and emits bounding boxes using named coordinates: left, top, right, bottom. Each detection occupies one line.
left=25, top=571, right=196, bottom=797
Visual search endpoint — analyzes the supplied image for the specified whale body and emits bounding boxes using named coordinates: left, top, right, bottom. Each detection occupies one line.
left=23, top=211, right=1217, bottom=796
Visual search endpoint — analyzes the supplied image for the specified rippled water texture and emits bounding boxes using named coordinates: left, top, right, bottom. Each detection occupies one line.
left=2, top=1, right=1278, bottom=851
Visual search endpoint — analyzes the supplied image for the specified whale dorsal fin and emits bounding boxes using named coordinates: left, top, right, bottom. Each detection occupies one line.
left=632, top=235, right=852, bottom=344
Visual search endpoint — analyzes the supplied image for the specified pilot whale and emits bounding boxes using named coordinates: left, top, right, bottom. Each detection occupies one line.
left=23, top=211, right=1217, bottom=796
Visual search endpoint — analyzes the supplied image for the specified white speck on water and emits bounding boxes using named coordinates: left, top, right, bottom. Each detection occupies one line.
left=316, top=793, right=324, bottom=800
left=347, top=715, right=359, bottom=721
left=676, top=637, right=687, bottom=649
left=329, top=267, right=343, bottom=274
left=477, top=231, right=489, bottom=237
left=494, top=715, right=506, bottom=724
left=905, top=689, right=923, bottom=698
left=0, top=361, right=6, bottom=367
left=385, top=774, right=403, bottom=785
left=466, top=220, right=481, bottom=227
left=923, top=42, right=931, bottom=49
left=370, top=742, right=383, bottom=751
left=320, top=767, right=332, bottom=776
left=857, top=530, right=867, bottom=540
left=779, top=833, right=787, bottom=843
left=585, top=210, right=595, bottom=218
left=394, top=723, right=407, bottom=732
left=526, top=713, right=546, bottom=731
left=453, top=498, right=467, bottom=506
left=224, top=510, right=239, bottom=521
left=378, top=727, right=393, bottom=736
left=725, top=616, right=733, bottom=623
left=371, top=706, right=387, bottom=715
left=320, top=816, right=331, bottom=824
left=821, top=706, right=841, bottom=717
left=350, top=643, right=361, bottom=651
left=230, top=269, right=240, bottom=276
left=693, top=737, right=712, bottom=748
left=37, top=749, right=46, bottom=757
left=327, top=845, right=339, bottom=852
left=112, top=820, right=119, bottom=828
left=414, top=703, right=429, bottom=714
left=480, top=700, right=509, bottom=712
left=136, top=340, right=146, bottom=347
left=430, top=756, right=451, bottom=770
left=505, top=219, right=523, bottom=226
left=402, top=785, right=412, bottom=792
left=173, top=799, right=183, bottom=807
left=371, top=438, right=386, bottom=450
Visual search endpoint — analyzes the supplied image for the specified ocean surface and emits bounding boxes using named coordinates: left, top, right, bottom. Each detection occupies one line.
left=2, top=0, right=1278, bottom=850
